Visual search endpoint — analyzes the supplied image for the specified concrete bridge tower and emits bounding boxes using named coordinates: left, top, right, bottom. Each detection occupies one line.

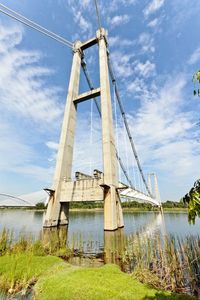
left=43, top=28, right=124, bottom=231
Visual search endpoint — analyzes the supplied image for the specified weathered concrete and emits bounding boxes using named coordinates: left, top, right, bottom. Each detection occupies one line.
left=97, top=28, right=124, bottom=230
left=59, top=178, right=104, bottom=202
left=43, top=41, right=82, bottom=227
left=44, top=29, right=124, bottom=230
left=74, top=88, right=100, bottom=104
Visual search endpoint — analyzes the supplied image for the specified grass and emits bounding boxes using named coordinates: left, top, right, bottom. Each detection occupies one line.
left=0, top=252, right=197, bottom=299
left=35, top=264, right=195, bottom=300
left=0, top=228, right=199, bottom=299
left=0, top=253, right=61, bottom=294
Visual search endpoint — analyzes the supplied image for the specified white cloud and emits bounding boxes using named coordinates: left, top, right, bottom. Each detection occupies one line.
left=110, top=51, right=134, bottom=78
left=138, top=32, right=155, bottom=53
left=134, top=60, right=156, bottom=77
left=74, top=11, right=92, bottom=34
left=108, top=14, right=130, bottom=28
left=101, top=0, right=137, bottom=14
left=144, top=0, right=165, bottom=18
left=0, top=24, right=63, bottom=125
left=188, top=47, right=200, bottom=65
left=66, top=0, right=93, bottom=38
left=46, top=141, right=59, bottom=151
left=109, top=36, right=133, bottom=47
left=147, top=18, right=159, bottom=28
left=0, top=24, right=64, bottom=192
left=127, top=75, right=200, bottom=198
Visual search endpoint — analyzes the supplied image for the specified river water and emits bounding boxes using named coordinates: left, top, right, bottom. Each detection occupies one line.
left=0, top=209, right=199, bottom=246
left=1, top=209, right=200, bottom=298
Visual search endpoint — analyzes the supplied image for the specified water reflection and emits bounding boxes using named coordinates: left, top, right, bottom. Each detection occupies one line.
left=0, top=209, right=200, bottom=245
left=43, top=226, right=68, bottom=250
left=104, top=229, right=125, bottom=264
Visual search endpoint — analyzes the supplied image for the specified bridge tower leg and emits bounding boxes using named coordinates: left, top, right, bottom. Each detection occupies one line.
left=43, top=41, right=82, bottom=227
left=98, top=28, right=124, bottom=230
left=153, top=173, right=161, bottom=205
left=44, top=29, right=124, bottom=230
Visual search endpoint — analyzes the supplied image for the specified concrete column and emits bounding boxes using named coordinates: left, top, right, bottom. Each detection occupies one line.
left=97, top=28, right=123, bottom=230
left=43, top=41, right=82, bottom=227
left=153, top=173, right=161, bottom=205
left=147, top=174, right=152, bottom=195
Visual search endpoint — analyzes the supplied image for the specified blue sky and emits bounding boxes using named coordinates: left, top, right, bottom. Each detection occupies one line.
left=0, top=0, right=199, bottom=201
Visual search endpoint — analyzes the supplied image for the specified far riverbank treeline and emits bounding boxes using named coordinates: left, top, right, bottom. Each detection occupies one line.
left=30, top=200, right=187, bottom=210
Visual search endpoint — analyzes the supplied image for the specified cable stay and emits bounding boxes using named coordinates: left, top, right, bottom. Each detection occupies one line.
left=113, top=81, right=121, bottom=182
left=81, top=58, right=134, bottom=188
left=81, top=59, right=101, bottom=116
left=0, top=3, right=73, bottom=48
left=107, top=54, right=152, bottom=197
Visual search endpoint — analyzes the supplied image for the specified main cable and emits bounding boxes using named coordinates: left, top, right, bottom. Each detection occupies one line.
left=107, top=54, right=152, bottom=197
left=94, top=0, right=102, bottom=29
left=0, top=3, right=73, bottom=48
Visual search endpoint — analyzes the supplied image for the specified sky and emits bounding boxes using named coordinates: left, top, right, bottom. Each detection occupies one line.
left=0, top=0, right=199, bottom=201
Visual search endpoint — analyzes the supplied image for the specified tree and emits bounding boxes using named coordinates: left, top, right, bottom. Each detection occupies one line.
left=193, top=70, right=200, bottom=96
left=35, top=202, right=46, bottom=209
left=182, top=179, right=200, bottom=224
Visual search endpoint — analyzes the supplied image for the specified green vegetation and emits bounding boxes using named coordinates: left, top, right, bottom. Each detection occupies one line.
left=69, top=200, right=187, bottom=211
left=35, top=264, right=194, bottom=300
left=123, top=234, right=200, bottom=297
left=193, top=70, right=200, bottom=96
left=0, top=228, right=199, bottom=299
left=182, top=179, right=200, bottom=223
left=35, top=202, right=46, bottom=209
left=0, top=253, right=61, bottom=294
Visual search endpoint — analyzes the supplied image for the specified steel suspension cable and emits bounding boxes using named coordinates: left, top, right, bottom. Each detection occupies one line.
left=107, top=54, right=152, bottom=197
left=94, top=0, right=102, bottom=29
left=81, top=59, right=101, bottom=116
left=81, top=58, right=134, bottom=188
left=89, top=98, right=94, bottom=174
left=113, top=81, right=121, bottom=182
left=0, top=3, right=73, bottom=48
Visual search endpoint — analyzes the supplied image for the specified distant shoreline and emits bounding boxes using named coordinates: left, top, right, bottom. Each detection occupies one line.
left=0, top=207, right=188, bottom=213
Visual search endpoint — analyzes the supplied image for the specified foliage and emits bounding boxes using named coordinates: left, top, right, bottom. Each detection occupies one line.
left=0, top=228, right=199, bottom=298
left=0, top=253, right=61, bottom=294
left=35, top=202, right=46, bottom=209
left=193, top=70, right=200, bottom=96
left=162, top=200, right=187, bottom=209
left=182, top=179, right=200, bottom=224
left=69, top=200, right=187, bottom=210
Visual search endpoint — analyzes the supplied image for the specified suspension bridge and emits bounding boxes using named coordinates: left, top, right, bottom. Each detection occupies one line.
left=0, top=2, right=161, bottom=231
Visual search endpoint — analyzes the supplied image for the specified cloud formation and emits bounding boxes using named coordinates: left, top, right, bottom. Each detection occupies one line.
left=108, top=14, right=130, bottom=28
left=188, top=47, right=200, bottom=65
left=0, top=24, right=63, bottom=191
left=144, top=0, right=165, bottom=18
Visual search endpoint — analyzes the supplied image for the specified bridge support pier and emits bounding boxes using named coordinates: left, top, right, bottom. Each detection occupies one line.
left=43, top=40, right=81, bottom=227
left=98, top=28, right=124, bottom=231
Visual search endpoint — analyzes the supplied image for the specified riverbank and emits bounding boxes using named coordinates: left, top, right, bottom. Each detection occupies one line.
left=0, top=253, right=196, bottom=300
left=0, top=227, right=199, bottom=299
left=0, top=207, right=188, bottom=212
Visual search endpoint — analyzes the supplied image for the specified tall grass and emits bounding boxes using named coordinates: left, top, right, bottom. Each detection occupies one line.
left=0, top=228, right=199, bottom=298
left=120, top=233, right=200, bottom=297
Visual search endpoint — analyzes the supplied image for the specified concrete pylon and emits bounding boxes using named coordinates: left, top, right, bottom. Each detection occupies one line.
left=43, top=41, right=82, bottom=227
left=43, top=29, right=124, bottom=231
left=153, top=173, right=161, bottom=205
left=147, top=174, right=152, bottom=195
left=97, top=28, right=124, bottom=230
